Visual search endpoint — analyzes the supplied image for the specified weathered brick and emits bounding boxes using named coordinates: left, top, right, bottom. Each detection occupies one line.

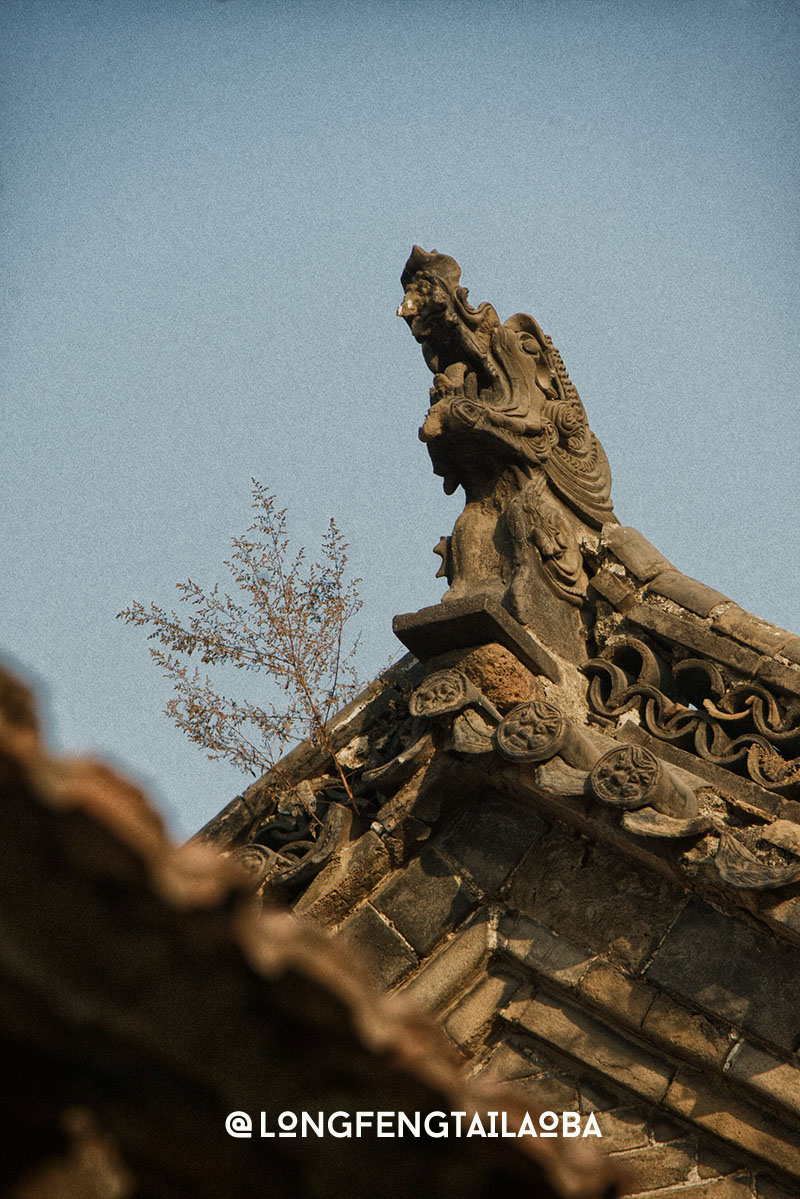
left=645, top=899, right=800, bottom=1053
left=696, top=1144, right=741, bottom=1179
left=603, top=525, right=672, bottom=582
left=648, top=569, right=731, bottom=618
left=641, top=993, right=732, bottom=1068
left=294, top=829, right=390, bottom=924
left=399, top=910, right=490, bottom=1012
left=778, top=798, right=800, bottom=824
left=507, top=824, right=685, bottom=971
left=664, top=1068, right=800, bottom=1179
left=593, top=1106, right=650, bottom=1151
left=434, top=794, right=541, bottom=894
left=712, top=605, right=793, bottom=657
left=754, top=1174, right=798, bottom=1199
left=758, top=894, right=800, bottom=939
left=589, top=567, right=637, bottom=611
left=578, top=1073, right=627, bottom=1114
left=510, top=1071, right=579, bottom=1114
left=752, top=655, right=800, bottom=699
left=480, top=1037, right=551, bottom=1083
left=758, top=820, right=800, bottom=856
left=625, top=1179, right=752, bottom=1198
left=372, top=848, right=477, bottom=956
left=498, top=910, right=594, bottom=988
left=337, top=903, right=417, bottom=988
left=502, top=985, right=537, bottom=1026
left=628, top=602, right=763, bottom=678
left=780, top=636, right=800, bottom=667
left=512, top=991, right=674, bottom=1103
left=649, top=1113, right=692, bottom=1144
left=444, top=967, right=523, bottom=1047
left=727, top=1041, right=800, bottom=1120
left=577, top=960, right=653, bottom=1028
left=611, top=1140, right=696, bottom=1191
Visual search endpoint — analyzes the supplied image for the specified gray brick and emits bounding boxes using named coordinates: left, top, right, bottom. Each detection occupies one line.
left=295, top=829, right=391, bottom=924
left=645, top=899, right=800, bottom=1053
left=603, top=525, right=672, bottom=582
left=755, top=1174, right=798, bottom=1199
left=498, top=910, right=594, bottom=987
left=611, top=1141, right=696, bottom=1191
left=510, top=1071, right=579, bottom=1113
left=589, top=567, right=636, bottom=611
left=479, top=1038, right=551, bottom=1083
left=727, top=1041, right=800, bottom=1119
left=587, top=1105, right=649, bottom=1151
left=577, top=959, right=653, bottom=1027
left=625, top=1179, right=752, bottom=1198
left=641, top=993, right=732, bottom=1068
left=337, top=903, right=417, bottom=989
left=372, top=849, right=477, bottom=956
left=712, top=605, right=794, bottom=656
left=399, top=910, right=490, bottom=1012
left=507, top=824, right=685, bottom=971
left=512, top=991, right=674, bottom=1102
left=648, top=569, right=731, bottom=617
left=443, top=967, right=523, bottom=1047
left=664, top=1068, right=800, bottom=1179
left=434, top=794, right=540, bottom=894
left=697, top=1145, right=742, bottom=1179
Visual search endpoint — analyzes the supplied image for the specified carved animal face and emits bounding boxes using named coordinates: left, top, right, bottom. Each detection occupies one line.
left=398, top=246, right=615, bottom=527
left=396, top=274, right=451, bottom=345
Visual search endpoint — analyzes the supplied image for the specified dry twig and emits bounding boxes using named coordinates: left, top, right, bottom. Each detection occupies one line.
left=118, top=480, right=362, bottom=801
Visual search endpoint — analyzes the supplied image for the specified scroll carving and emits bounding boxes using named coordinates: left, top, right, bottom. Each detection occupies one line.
left=585, top=637, right=800, bottom=796
left=407, top=671, right=800, bottom=889
left=713, top=831, right=800, bottom=890
left=398, top=246, right=615, bottom=659
left=237, top=788, right=353, bottom=897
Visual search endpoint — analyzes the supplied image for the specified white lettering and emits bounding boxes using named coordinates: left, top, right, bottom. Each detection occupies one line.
left=356, top=1112, right=373, bottom=1137
left=398, top=1112, right=421, bottom=1137
left=225, top=1111, right=252, bottom=1138
left=517, top=1112, right=538, bottom=1137
left=562, top=1112, right=581, bottom=1137
left=467, top=1113, right=487, bottom=1137
left=376, top=1111, right=394, bottom=1137
left=583, top=1112, right=602, bottom=1137
left=424, top=1112, right=448, bottom=1138
left=328, top=1112, right=351, bottom=1138
left=539, top=1111, right=558, bottom=1137
left=278, top=1111, right=297, bottom=1138
left=301, top=1112, right=324, bottom=1138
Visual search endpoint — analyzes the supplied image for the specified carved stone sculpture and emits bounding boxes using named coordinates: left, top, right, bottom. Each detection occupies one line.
left=589, top=744, right=698, bottom=818
left=585, top=635, right=800, bottom=795
left=398, top=246, right=616, bottom=659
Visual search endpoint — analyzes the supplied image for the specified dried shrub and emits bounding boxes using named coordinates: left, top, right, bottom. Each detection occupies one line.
left=118, top=480, right=362, bottom=800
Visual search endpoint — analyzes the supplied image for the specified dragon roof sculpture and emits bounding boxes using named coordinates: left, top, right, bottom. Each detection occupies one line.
left=397, top=246, right=616, bottom=658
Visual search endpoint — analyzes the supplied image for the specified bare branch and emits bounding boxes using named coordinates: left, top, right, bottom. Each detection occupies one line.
left=118, top=480, right=363, bottom=795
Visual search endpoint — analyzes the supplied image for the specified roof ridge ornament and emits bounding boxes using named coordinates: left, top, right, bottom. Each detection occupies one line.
left=397, top=246, right=615, bottom=663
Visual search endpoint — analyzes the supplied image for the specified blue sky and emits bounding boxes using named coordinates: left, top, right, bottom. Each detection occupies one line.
left=2, top=0, right=798, bottom=837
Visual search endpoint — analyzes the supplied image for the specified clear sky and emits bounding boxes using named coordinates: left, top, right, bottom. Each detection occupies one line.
left=2, top=0, right=798, bottom=838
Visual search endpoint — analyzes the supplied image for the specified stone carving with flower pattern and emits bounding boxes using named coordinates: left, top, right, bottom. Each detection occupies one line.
left=589, top=744, right=698, bottom=818
left=407, top=669, right=800, bottom=890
